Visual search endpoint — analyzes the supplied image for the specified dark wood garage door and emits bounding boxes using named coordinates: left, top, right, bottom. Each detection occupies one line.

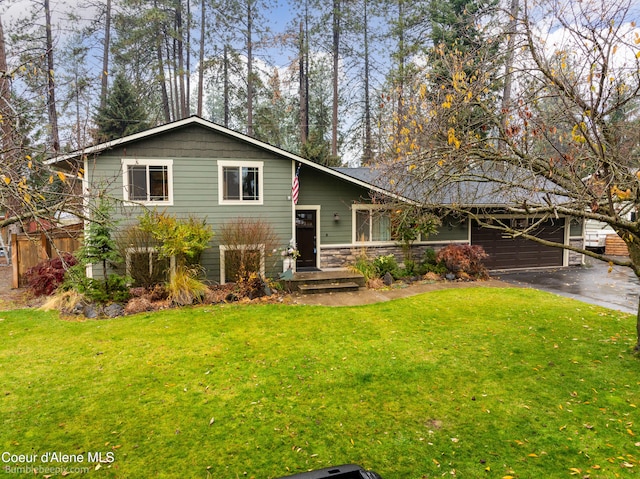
left=471, top=218, right=565, bottom=270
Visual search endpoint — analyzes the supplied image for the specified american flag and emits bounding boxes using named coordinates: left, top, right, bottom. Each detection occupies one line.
left=292, top=164, right=300, bottom=204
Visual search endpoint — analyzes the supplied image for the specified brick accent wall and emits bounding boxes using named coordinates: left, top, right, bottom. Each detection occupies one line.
left=322, top=239, right=586, bottom=270
left=320, top=243, right=453, bottom=269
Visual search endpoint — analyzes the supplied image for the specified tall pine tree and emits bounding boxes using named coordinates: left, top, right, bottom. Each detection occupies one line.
left=93, top=72, right=149, bottom=143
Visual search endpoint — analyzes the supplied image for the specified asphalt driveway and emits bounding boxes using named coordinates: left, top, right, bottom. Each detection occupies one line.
left=494, top=258, right=640, bottom=314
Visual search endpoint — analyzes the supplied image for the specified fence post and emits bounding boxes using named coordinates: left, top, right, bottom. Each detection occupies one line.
left=11, top=234, right=18, bottom=289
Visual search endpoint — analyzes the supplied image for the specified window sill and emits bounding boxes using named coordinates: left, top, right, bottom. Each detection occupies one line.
left=219, top=200, right=263, bottom=206
left=123, top=200, right=174, bottom=207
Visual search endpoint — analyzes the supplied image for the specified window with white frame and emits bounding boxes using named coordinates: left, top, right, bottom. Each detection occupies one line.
left=354, top=206, right=392, bottom=243
left=218, top=160, right=263, bottom=204
left=219, top=244, right=265, bottom=284
left=125, top=248, right=173, bottom=287
left=122, top=159, right=173, bottom=205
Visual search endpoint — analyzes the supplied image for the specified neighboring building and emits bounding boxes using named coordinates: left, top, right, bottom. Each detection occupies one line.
left=47, top=116, right=584, bottom=283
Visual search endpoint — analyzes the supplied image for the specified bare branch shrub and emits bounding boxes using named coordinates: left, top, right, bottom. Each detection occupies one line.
left=218, top=218, right=280, bottom=282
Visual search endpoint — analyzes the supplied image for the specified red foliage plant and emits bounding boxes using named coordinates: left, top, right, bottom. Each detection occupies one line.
left=436, top=244, right=489, bottom=279
left=24, top=253, right=78, bottom=296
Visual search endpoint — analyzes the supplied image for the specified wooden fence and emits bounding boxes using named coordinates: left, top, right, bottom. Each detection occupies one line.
left=11, top=224, right=83, bottom=288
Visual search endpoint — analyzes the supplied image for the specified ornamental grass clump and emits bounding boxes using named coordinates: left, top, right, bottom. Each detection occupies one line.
left=166, top=266, right=208, bottom=306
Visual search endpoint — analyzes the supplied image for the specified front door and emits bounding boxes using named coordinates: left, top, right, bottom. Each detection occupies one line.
left=295, top=210, right=317, bottom=270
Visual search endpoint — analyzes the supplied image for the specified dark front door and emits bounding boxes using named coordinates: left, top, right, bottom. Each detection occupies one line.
left=296, top=210, right=317, bottom=270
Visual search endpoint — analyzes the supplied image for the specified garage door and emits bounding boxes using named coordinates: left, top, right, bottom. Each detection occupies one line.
left=471, top=218, right=565, bottom=270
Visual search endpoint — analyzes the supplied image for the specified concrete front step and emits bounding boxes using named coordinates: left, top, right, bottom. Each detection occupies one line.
left=297, top=281, right=361, bottom=294
left=292, top=271, right=365, bottom=287
left=285, top=270, right=365, bottom=294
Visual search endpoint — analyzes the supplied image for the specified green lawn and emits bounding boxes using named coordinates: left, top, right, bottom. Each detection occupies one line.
left=1, top=288, right=639, bottom=478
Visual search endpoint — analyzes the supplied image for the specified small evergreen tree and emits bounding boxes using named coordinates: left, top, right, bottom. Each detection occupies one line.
left=65, top=195, right=130, bottom=303
left=93, top=72, right=149, bottom=142
left=79, top=196, right=121, bottom=282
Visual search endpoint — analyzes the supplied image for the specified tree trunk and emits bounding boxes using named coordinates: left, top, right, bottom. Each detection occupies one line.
left=396, top=0, right=405, bottom=141
left=299, top=20, right=308, bottom=145
left=500, top=0, right=518, bottom=148
left=185, top=0, right=191, bottom=115
left=636, top=299, right=640, bottom=351
left=331, top=0, right=340, bottom=158
left=155, top=0, right=171, bottom=122
left=223, top=44, right=230, bottom=127
left=100, top=0, right=112, bottom=110
left=623, top=235, right=640, bottom=351
left=44, top=0, right=60, bottom=153
left=175, top=1, right=187, bottom=118
left=246, top=0, right=254, bottom=136
left=363, top=0, right=372, bottom=165
left=0, top=14, right=19, bottom=217
left=0, top=15, right=13, bottom=151
left=197, top=0, right=205, bottom=117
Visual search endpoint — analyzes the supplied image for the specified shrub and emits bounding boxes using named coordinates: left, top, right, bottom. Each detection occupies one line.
left=391, top=206, right=441, bottom=261
left=349, top=252, right=377, bottom=282
left=373, top=254, right=401, bottom=279
left=217, top=218, right=279, bottom=282
left=420, top=248, right=448, bottom=276
left=236, top=272, right=272, bottom=299
left=116, top=224, right=169, bottom=288
left=436, top=244, right=489, bottom=279
left=139, top=210, right=213, bottom=267
left=63, top=264, right=131, bottom=304
left=25, top=253, right=78, bottom=296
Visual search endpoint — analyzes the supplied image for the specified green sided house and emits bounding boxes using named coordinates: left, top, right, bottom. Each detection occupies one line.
left=47, top=116, right=584, bottom=284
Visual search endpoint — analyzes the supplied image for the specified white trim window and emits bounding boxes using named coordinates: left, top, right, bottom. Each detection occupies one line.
left=125, top=247, right=174, bottom=287
left=122, top=159, right=173, bottom=205
left=219, top=244, right=265, bottom=284
left=218, top=160, right=263, bottom=205
left=353, top=205, right=393, bottom=243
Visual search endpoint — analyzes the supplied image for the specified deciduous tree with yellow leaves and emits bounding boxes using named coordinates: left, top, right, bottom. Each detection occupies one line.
left=0, top=14, right=81, bottom=234
left=382, top=0, right=640, bottom=350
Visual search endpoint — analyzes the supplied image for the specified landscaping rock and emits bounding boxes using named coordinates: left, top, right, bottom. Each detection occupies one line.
left=104, top=303, right=125, bottom=318
left=382, top=272, right=394, bottom=286
left=70, top=302, right=85, bottom=315
left=83, top=303, right=101, bottom=319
